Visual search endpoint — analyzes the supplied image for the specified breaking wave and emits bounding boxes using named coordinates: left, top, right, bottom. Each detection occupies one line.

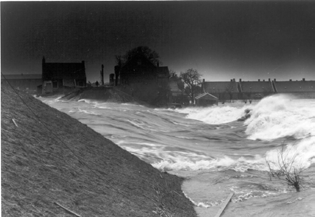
left=244, top=94, right=315, bottom=141
left=175, top=104, right=247, bottom=125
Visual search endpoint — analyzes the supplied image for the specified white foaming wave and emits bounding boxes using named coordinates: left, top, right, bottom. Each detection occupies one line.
left=152, top=155, right=268, bottom=172
left=117, top=140, right=269, bottom=172
left=230, top=186, right=287, bottom=203
left=265, top=137, right=315, bottom=171
left=77, top=108, right=98, bottom=115
left=39, top=95, right=64, bottom=104
left=182, top=191, right=224, bottom=208
left=78, top=99, right=95, bottom=104
left=245, top=95, right=315, bottom=140
left=175, top=106, right=247, bottom=125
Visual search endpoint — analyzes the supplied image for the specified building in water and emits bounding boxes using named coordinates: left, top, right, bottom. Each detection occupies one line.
left=113, top=52, right=170, bottom=105
left=239, top=79, right=275, bottom=100
left=42, top=57, right=86, bottom=94
left=195, top=92, right=218, bottom=106
left=202, top=79, right=240, bottom=101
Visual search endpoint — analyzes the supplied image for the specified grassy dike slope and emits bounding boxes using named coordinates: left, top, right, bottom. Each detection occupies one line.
left=1, top=83, right=197, bottom=217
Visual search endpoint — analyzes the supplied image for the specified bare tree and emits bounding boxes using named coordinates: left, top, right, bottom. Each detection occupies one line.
left=180, top=69, right=202, bottom=104
left=266, top=145, right=305, bottom=192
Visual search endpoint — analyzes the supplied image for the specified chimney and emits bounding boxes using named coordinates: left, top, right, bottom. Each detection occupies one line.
left=239, top=78, right=242, bottom=82
left=302, top=78, right=305, bottom=81
left=157, top=62, right=160, bottom=67
left=258, top=79, right=260, bottom=82
left=290, top=79, right=292, bottom=81
left=263, top=79, right=265, bottom=82
left=268, top=78, right=271, bottom=82
left=274, top=78, right=276, bottom=82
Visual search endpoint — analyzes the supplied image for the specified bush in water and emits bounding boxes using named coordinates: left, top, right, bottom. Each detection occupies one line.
left=266, top=145, right=305, bottom=192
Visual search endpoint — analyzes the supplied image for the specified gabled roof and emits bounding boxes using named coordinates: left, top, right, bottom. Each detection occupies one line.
left=3, top=74, right=42, bottom=80
left=195, top=92, right=218, bottom=100
left=241, top=81, right=274, bottom=93
left=43, top=62, right=86, bottom=80
left=275, top=81, right=315, bottom=92
left=203, top=82, right=238, bottom=93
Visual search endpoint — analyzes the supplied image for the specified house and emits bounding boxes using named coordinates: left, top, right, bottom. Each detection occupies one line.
left=239, top=79, right=275, bottom=99
left=273, top=79, right=315, bottom=98
left=273, top=79, right=315, bottom=93
left=195, top=92, right=218, bottom=106
left=42, top=57, right=86, bottom=94
left=115, top=53, right=169, bottom=85
left=1, top=74, right=42, bottom=93
left=202, top=79, right=239, bottom=101
left=114, top=52, right=170, bottom=105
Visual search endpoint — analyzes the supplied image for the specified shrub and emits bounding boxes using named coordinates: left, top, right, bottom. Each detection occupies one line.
left=265, top=145, right=305, bottom=192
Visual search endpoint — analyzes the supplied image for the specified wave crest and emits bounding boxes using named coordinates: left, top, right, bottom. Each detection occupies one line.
left=244, top=95, right=315, bottom=140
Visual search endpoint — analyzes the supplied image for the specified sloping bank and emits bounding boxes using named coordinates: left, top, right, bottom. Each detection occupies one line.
left=1, top=83, right=197, bottom=217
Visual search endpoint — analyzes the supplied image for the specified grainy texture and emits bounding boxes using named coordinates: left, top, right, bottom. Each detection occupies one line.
left=1, top=83, right=197, bottom=217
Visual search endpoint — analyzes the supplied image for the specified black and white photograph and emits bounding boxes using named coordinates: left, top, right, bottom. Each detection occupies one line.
left=2, top=1, right=315, bottom=217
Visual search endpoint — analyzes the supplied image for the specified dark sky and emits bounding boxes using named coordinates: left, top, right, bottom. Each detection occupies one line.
left=2, top=1, right=315, bottom=82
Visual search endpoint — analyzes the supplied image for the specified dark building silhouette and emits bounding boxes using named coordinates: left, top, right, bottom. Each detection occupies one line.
left=42, top=57, right=86, bottom=93
left=114, top=53, right=169, bottom=85
left=113, top=52, right=170, bottom=105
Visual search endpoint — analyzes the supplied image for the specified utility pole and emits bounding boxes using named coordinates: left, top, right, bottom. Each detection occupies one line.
left=100, top=64, right=104, bottom=85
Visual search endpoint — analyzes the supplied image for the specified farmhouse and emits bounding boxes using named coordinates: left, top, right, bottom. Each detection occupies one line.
left=42, top=57, right=86, bottom=94
left=113, top=52, right=170, bottom=105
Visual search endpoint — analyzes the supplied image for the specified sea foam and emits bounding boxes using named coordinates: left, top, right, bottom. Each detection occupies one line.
left=244, top=94, right=315, bottom=141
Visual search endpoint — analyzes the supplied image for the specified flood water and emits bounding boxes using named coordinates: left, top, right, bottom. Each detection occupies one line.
left=39, top=94, right=315, bottom=217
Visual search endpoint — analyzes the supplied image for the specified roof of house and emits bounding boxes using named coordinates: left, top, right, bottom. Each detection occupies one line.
left=195, top=92, right=218, bottom=100
left=203, top=82, right=238, bottom=93
left=241, top=81, right=274, bottom=93
left=274, top=81, right=315, bottom=92
left=3, top=74, right=42, bottom=80
left=43, top=62, right=86, bottom=80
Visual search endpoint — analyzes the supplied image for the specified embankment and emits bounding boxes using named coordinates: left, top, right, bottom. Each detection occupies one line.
left=1, top=83, right=196, bottom=217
